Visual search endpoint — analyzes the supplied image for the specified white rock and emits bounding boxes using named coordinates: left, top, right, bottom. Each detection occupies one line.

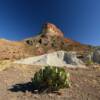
left=93, top=49, right=100, bottom=64
left=14, top=51, right=85, bottom=68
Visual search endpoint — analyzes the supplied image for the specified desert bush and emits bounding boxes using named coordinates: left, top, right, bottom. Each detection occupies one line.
left=32, top=66, right=70, bottom=92
left=86, top=60, right=94, bottom=66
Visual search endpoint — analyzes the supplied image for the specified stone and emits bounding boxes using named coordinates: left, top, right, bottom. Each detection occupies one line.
left=14, top=51, right=85, bottom=68
left=42, top=23, right=64, bottom=37
left=82, top=53, right=93, bottom=63
left=93, top=49, right=100, bottom=64
left=63, top=52, right=83, bottom=65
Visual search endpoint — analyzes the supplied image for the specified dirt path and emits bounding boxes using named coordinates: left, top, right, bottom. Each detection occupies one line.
left=0, top=64, right=100, bottom=100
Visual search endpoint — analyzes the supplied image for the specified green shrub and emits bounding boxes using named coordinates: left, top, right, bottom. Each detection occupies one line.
left=32, top=66, right=70, bottom=92
left=86, top=60, right=94, bottom=66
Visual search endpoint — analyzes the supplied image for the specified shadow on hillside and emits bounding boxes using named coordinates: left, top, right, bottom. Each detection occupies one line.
left=9, top=82, right=35, bottom=93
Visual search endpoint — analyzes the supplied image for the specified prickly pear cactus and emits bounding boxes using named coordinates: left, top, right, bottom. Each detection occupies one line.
left=32, top=66, right=70, bottom=91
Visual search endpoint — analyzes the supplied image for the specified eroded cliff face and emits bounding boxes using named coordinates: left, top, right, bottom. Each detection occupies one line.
left=0, top=23, right=90, bottom=60
left=42, top=23, right=64, bottom=37
left=24, top=22, right=89, bottom=54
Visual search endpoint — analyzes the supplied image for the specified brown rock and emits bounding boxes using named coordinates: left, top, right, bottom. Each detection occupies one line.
left=42, top=23, right=64, bottom=37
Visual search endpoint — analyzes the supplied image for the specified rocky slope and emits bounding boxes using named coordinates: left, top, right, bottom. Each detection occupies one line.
left=24, top=23, right=90, bottom=54
left=0, top=39, right=35, bottom=60
left=0, top=23, right=90, bottom=60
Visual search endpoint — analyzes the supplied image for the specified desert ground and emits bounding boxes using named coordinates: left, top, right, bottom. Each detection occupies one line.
left=0, top=60, right=100, bottom=100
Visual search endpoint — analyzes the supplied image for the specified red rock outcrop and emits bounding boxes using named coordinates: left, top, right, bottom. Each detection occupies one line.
left=0, top=23, right=90, bottom=60
left=42, top=23, right=64, bottom=37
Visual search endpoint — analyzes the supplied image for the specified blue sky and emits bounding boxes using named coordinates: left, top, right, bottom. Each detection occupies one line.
left=0, top=0, right=100, bottom=46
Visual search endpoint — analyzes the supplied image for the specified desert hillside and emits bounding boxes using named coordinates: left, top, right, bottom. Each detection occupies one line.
left=0, top=23, right=91, bottom=60
left=0, top=23, right=100, bottom=100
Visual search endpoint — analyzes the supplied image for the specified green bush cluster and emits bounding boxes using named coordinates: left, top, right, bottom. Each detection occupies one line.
left=32, top=66, right=70, bottom=92
left=86, top=60, right=94, bottom=66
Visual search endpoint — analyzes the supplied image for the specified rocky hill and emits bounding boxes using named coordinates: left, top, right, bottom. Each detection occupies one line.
left=0, top=39, right=30, bottom=60
left=0, top=23, right=90, bottom=60
left=24, top=23, right=90, bottom=54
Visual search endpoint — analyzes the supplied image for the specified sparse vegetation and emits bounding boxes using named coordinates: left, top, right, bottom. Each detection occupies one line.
left=85, top=60, right=94, bottom=66
left=32, top=66, right=70, bottom=92
left=0, top=60, right=12, bottom=71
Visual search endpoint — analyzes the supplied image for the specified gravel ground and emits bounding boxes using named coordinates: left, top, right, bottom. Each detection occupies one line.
left=0, top=63, right=100, bottom=100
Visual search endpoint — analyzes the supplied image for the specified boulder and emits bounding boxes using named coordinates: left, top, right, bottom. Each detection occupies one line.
left=14, top=51, right=84, bottom=68
left=63, top=52, right=83, bottom=65
left=82, top=53, right=93, bottom=63
left=93, top=49, right=100, bottom=64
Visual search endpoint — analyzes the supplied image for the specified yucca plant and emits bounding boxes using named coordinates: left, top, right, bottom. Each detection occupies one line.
left=32, top=66, right=70, bottom=92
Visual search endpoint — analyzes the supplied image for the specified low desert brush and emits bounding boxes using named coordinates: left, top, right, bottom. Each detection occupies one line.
left=32, top=66, right=70, bottom=92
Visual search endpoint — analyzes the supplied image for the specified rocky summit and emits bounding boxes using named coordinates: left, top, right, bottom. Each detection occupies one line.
left=0, top=23, right=91, bottom=60
left=42, top=23, right=64, bottom=37
left=24, top=23, right=90, bottom=54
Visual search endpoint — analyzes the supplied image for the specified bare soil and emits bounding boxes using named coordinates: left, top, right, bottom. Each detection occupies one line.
left=0, top=63, right=100, bottom=100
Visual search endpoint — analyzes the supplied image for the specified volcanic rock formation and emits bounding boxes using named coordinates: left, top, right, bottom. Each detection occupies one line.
left=0, top=22, right=90, bottom=60
left=42, top=23, right=64, bottom=37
